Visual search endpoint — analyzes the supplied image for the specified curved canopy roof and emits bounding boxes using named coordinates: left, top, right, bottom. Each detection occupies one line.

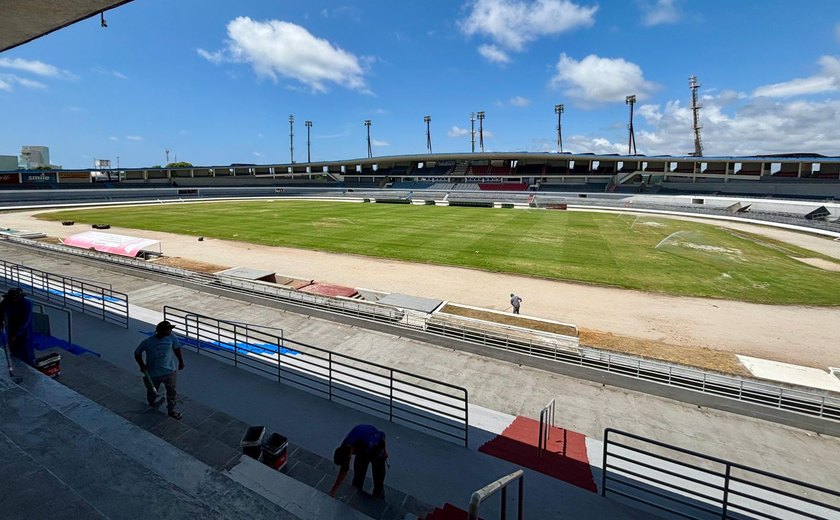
left=1, top=1, right=133, bottom=53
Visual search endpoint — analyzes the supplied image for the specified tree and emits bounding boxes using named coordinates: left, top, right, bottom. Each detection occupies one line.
left=166, top=162, right=193, bottom=168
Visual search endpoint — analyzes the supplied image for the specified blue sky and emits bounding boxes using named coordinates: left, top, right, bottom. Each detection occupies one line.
left=2, top=0, right=840, bottom=169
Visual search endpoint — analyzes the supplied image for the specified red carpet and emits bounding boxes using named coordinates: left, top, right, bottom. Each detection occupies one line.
left=478, top=416, right=597, bottom=492
left=298, top=282, right=358, bottom=298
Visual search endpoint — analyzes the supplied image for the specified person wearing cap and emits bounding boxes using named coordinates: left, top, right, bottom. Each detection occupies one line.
left=329, top=424, right=388, bottom=498
left=1, top=288, right=34, bottom=366
left=510, top=293, right=523, bottom=314
left=134, top=320, right=185, bottom=419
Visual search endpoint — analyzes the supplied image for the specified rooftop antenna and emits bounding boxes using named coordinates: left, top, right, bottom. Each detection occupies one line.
left=100, top=12, right=107, bottom=28
left=625, top=95, right=637, bottom=156
left=690, top=75, right=704, bottom=157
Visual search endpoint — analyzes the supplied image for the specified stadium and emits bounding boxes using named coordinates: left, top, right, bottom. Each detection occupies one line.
left=2, top=2, right=840, bottom=520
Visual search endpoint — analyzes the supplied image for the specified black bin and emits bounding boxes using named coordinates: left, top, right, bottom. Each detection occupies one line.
left=240, top=426, right=266, bottom=460
left=261, top=432, right=288, bottom=471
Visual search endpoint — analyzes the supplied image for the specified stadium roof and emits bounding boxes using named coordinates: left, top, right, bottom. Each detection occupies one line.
left=0, top=1, right=134, bottom=53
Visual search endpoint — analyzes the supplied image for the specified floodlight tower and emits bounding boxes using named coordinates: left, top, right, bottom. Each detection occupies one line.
left=554, top=104, right=564, bottom=153
left=470, top=112, right=476, bottom=153
left=477, top=111, right=485, bottom=153
left=424, top=115, right=432, bottom=154
left=305, top=120, right=312, bottom=162
left=364, top=120, right=372, bottom=158
left=289, top=114, right=295, bottom=164
left=625, top=95, right=637, bottom=156
left=689, top=75, right=704, bottom=157
left=165, top=149, right=170, bottom=165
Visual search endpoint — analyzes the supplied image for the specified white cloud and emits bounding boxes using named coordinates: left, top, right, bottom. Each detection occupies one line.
left=549, top=53, right=657, bottom=103
left=461, top=0, right=596, bottom=64
left=448, top=126, right=471, bottom=137
left=478, top=44, right=510, bottom=64
left=113, top=71, right=128, bottom=80
left=569, top=94, right=840, bottom=157
left=372, top=139, right=390, bottom=147
left=198, top=17, right=369, bottom=93
left=460, top=0, right=597, bottom=53
left=197, top=48, right=224, bottom=64
left=641, top=0, right=680, bottom=27
left=510, top=95, right=530, bottom=107
left=0, top=57, right=61, bottom=77
left=109, top=136, right=119, bottom=141
left=253, top=151, right=263, bottom=157
left=753, top=55, right=840, bottom=97
left=125, top=135, right=143, bottom=141
left=0, top=73, right=46, bottom=91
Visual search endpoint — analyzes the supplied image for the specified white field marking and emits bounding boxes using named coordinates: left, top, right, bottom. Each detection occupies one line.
left=738, top=355, right=840, bottom=392
left=680, top=242, right=743, bottom=255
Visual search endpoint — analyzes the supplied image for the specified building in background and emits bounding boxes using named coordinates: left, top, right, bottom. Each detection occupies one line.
left=19, top=145, right=50, bottom=169
left=0, top=155, right=18, bottom=171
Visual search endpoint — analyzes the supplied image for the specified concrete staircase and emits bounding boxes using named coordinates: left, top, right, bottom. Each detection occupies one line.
left=42, top=350, right=438, bottom=519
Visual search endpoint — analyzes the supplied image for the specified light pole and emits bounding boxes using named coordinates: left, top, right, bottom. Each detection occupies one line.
left=424, top=115, right=432, bottom=154
left=470, top=112, right=476, bottom=153
left=477, top=111, right=485, bottom=153
left=165, top=149, right=170, bottom=165
left=554, top=104, right=564, bottom=153
left=305, top=120, right=312, bottom=163
left=625, top=95, right=637, bottom=155
left=289, top=114, right=295, bottom=164
left=364, top=120, right=372, bottom=158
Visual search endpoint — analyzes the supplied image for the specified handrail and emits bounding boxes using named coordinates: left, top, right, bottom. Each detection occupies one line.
left=0, top=257, right=129, bottom=328
left=468, top=469, right=524, bottom=520
left=163, top=305, right=469, bottom=446
left=537, top=398, right=555, bottom=459
left=601, top=428, right=840, bottom=519
left=31, top=300, right=73, bottom=344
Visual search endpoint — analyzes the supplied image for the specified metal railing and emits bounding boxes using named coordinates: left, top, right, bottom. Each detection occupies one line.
left=4, top=235, right=840, bottom=425
left=0, top=258, right=129, bottom=328
left=468, top=470, right=524, bottom=520
left=163, top=306, right=469, bottom=446
left=537, top=398, right=555, bottom=459
left=601, top=428, right=840, bottom=519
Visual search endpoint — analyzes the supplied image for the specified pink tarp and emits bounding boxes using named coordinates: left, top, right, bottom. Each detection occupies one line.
left=63, top=231, right=159, bottom=258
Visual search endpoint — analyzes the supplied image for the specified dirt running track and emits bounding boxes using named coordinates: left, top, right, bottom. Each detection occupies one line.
left=3, top=207, right=839, bottom=370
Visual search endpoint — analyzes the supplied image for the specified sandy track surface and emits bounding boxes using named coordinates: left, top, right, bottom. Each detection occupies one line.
left=3, top=207, right=839, bottom=369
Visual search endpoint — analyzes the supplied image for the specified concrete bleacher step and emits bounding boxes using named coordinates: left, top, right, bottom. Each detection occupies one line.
left=51, top=350, right=437, bottom=520
left=1, top=364, right=300, bottom=519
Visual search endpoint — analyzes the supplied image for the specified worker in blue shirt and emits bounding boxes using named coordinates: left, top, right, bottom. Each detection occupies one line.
left=134, top=320, right=185, bottom=419
left=330, top=424, right=388, bottom=498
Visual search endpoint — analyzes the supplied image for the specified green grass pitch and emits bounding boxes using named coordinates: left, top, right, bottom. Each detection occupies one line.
left=39, top=200, right=840, bottom=306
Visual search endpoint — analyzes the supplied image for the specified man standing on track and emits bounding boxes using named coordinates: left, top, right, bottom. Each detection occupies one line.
left=510, top=293, right=523, bottom=314
left=134, top=320, right=185, bottom=420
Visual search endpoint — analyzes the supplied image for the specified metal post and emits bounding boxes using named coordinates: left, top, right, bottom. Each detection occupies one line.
left=305, top=120, right=312, bottom=163
left=600, top=430, right=609, bottom=496
left=365, top=120, right=372, bottom=158
left=555, top=104, right=564, bottom=153
left=328, top=352, right=333, bottom=400
left=425, top=115, right=432, bottom=153
left=289, top=114, right=295, bottom=164
left=517, top=477, right=524, bottom=520
left=477, top=111, right=485, bottom=153
left=470, top=112, right=476, bottom=153
left=389, top=369, right=394, bottom=420
left=721, top=464, right=732, bottom=519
